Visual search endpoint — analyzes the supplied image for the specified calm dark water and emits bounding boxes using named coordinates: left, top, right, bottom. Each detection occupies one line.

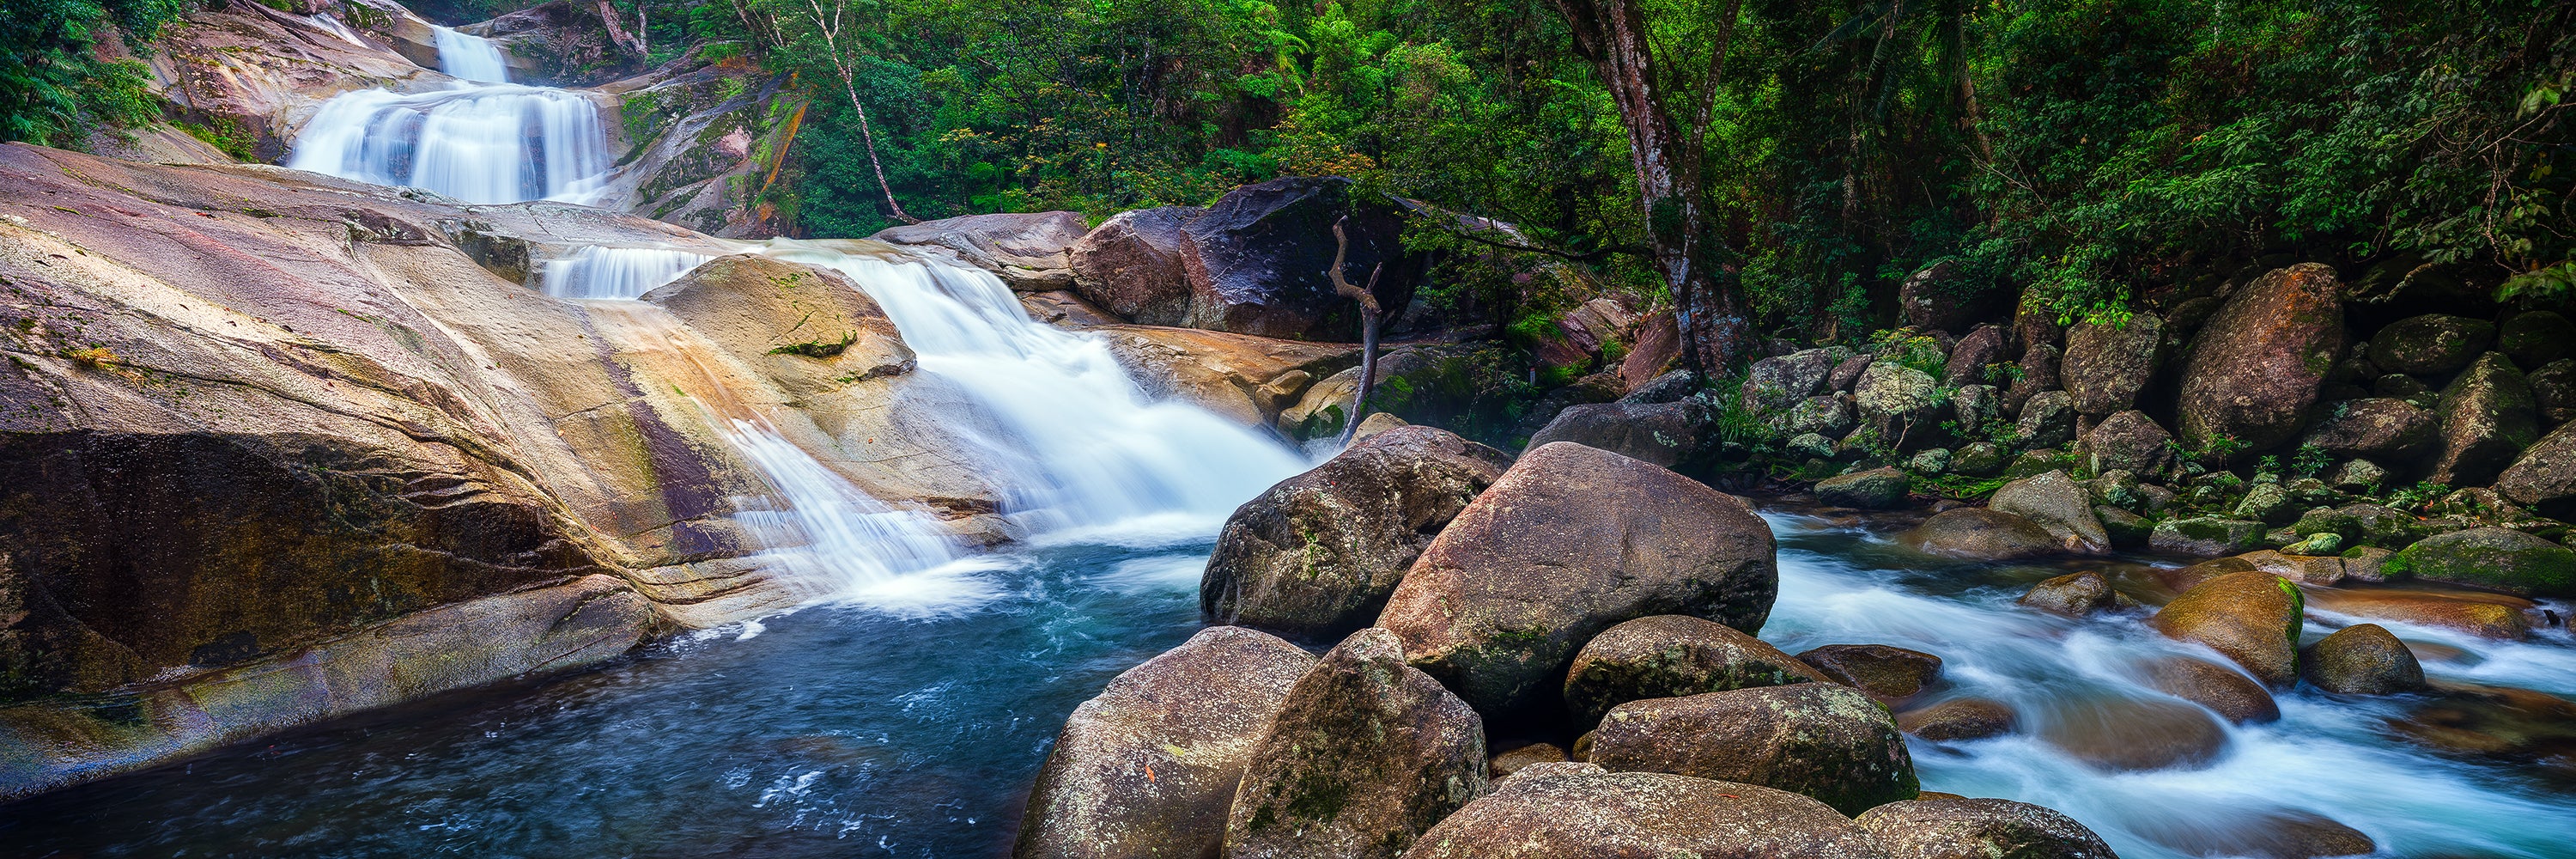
left=0, top=537, right=1216, bottom=858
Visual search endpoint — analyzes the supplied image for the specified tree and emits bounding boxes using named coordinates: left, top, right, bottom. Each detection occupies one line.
left=1547, top=0, right=1747, bottom=377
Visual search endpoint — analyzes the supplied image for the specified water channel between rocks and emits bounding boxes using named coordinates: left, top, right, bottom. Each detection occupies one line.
left=3, top=508, right=2570, bottom=858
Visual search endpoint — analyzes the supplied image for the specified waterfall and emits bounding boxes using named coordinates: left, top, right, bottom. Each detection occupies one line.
left=305, top=13, right=368, bottom=46
left=764, top=241, right=1309, bottom=536
left=432, top=26, right=510, bottom=82
left=285, top=86, right=611, bottom=204
left=543, top=247, right=715, bottom=299
left=719, top=417, right=999, bottom=616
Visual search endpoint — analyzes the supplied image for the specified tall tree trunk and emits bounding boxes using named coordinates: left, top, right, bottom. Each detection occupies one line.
left=1328, top=219, right=1384, bottom=447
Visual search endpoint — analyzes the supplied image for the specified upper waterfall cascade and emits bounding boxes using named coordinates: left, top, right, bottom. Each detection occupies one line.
left=285, top=27, right=610, bottom=204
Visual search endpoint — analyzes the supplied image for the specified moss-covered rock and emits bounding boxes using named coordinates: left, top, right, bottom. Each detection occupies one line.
left=1224, top=628, right=1486, bottom=859
left=2016, top=570, right=2132, bottom=618
left=2369, top=314, right=2495, bottom=375
left=2149, top=570, right=2304, bottom=686
left=1900, top=509, right=2063, bottom=561
left=1817, top=466, right=1911, bottom=509
left=1588, top=683, right=1918, bottom=815
left=2149, top=517, right=2266, bottom=557
left=2427, top=352, right=2540, bottom=487
left=1561, top=615, right=1825, bottom=728
left=2384, top=527, right=2576, bottom=596
left=2300, top=624, right=2426, bottom=695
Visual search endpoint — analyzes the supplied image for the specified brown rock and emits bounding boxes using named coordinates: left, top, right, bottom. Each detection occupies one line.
left=2063, top=314, right=2163, bottom=415
left=1224, top=628, right=1486, bottom=859
left=1901, top=509, right=2064, bottom=561
left=2301, top=624, right=2426, bottom=695
left=1487, top=743, right=1567, bottom=778
left=1620, top=313, right=1682, bottom=392
left=875, top=210, right=1088, bottom=290
left=2497, top=421, right=2576, bottom=510
left=1943, top=325, right=2008, bottom=387
left=2041, top=697, right=2228, bottom=771
left=1795, top=644, right=1944, bottom=704
left=2368, top=314, right=2495, bottom=375
left=2299, top=399, right=2437, bottom=459
left=2137, top=810, right=2375, bottom=859
left=1856, top=796, right=2117, bottom=859
left=2531, top=358, right=2576, bottom=426
left=2238, top=549, right=2346, bottom=586
left=1202, top=426, right=1510, bottom=637
left=2149, top=570, right=2305, bottom=686
left=2426, top=352, right=2540, bottom=487
left=2017, top=571, right=2125, bottom=618
left=2076, top=410, right=2173, bottom=476
left=1562, top=615, right=1826, bottom=728
left=1405, top=763, right=1893, bottom=859
left=1991, top=471, right=2111, bottom=555
left=1896, top=698, right=2020, bottom=742
left=1525, top=401, right=1705, bottom=469
left=1015, top=627, right=1317, bottom=859
left=1589, top=683, right=1919, bottom=815
left=2177, top=263, right=2346, bottom=452
left=1067, top=206, right=1201, bottom=325
left=2139, top=655, right=2281, bottom=724
left=2304, top=588, right=2533, bottom=640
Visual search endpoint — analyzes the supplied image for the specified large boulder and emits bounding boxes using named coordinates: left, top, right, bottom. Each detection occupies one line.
left=2149, top=570, right=2305, bottom=686
left=1895, top=698, right=2020, bottom=741
left=2299, top=398, right=2436, bottom=459
left=1404, top=763, right=1892, bottom=859
left=1015, top=627, right=1316, bottom=859
left=1377, top=442, right=1778, bottom=717
left=1202, top=426, right=1511, bottom=637
left=2075, top=410, right=2172, bottom=476
left=873, top=211, right=1088, bottom=291
left=1854, top=796, right=2118, bottom=859
left=1067, top=206, right=1203, bottom=325
left=2062, top=314, right=2162, bottom=415
left=2498, top=310, right=2576, bottom=369
left=2497, top=422, right=2576, bottom=511
left=1900, top=509, right=2063, bottom=561
left=1224, top=628, right=1486, bottom=859
left=2384, top=527, right=2576, bottom=597
left=1796, top=644, right=1945, bottom=704
left=1588, top=683, right=1917, bottom=815
left=2150, top=516, right=2266, bottom=557
left=1562, top=615, right=1826, bottom=728
left=2426, top=352, right=2540, bottom=487
left=1523, top=401, right=1704, bottom=469
left=2016, top=571, right=2127, bottom=618
left=2301, top=624, right=2426, bottom=695
left=2041, top=696, right=2229, bottom=771
left=1856, top=362, right=1943, bottom=442
left=1942, top=325, right=2008, bottom=387
left=2014, top=390, right=2078, bottom=448
left=2176, top=263, right=2346, bottom=452
left=2533, top=358, right=2576, bottom=426
left=1177, top=177, right=1421, bottom=340
left=2368, top=314, right=2495, bottom=375
left=1898, top=259, right=2008, bottom=335
left=1817, top=466, right=1911, bottom=509
left=1744, top=348, right=1849, bottom=412
left=1990, top=471, right=2111, bottom=555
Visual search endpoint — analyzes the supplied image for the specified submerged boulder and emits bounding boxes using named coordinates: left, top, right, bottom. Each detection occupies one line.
left=1796, top=644, right=1945, bottom=704
left=2139, top=655, right=2280, bottom=724
left=1015, top=626, right=1316, bottom=859
left=1202, top=426, right=1510, bottom=637
left=1855, top=796, right=2117, bottom=859
left=2149, top=570, right=2305, bottom=686
left=1404, top=763, right=1892, bottom=859
left=1895, top=698, right=2020, bottom=742
left=2177, top=263, right=2346, bottom=452
left=1587, top=683, right=1918, bottom=815
left=2017, top=571, right=2128, bottom=618
left=1899, top=509, right=2063, bottom=561
left=1561, top=615, right=1826, bottom=728
left=2042, top=696, right=2229, bottom=771
left=1177, top=177, right=1421, bottom=340
left=1377, top=442, right=1778, bottom=718
left=1224, top=628, right=1485, bottom=859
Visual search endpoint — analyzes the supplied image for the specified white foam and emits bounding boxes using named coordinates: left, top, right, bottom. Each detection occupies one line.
left=432, top=26, right=510, bottom=83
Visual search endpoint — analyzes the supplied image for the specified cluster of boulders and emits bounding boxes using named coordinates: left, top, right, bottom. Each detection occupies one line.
left=1688, top=262, right=2576, bottom=599
left=1017, top=430, right=2118, bottom=858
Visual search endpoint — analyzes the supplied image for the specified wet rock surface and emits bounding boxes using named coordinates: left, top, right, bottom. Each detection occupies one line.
left=1587, top=682, right=1918, bottom=815
left=1855, top=796, right=2117, bottom=859
left=1561, top=615, right=1826, bottom=728
left=2150, top=570, right=2305, bottom=686
left=1223, top=628, right=1486, bottom=859
left=1405, top=763, right=1893, bottom=859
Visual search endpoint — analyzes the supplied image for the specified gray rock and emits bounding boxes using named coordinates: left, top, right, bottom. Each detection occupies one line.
left=2427, top=352, right=2539, bottom=487
left=1991, top=470, right=2111, bottom=554
left=1562, top=615, right=1826, bottom=728
left=1525, top=400, right=1704, bottom=469
left=1856, top=362, right=1943, bottom=442
left=2234, top=481, right=2297, bottom=524
left=1785, top=393, right=1858, bottom=439
left=1744, top=348, right=1849, bottom=412
left=1943, top=325, right=2008, bottom=387
left=2005, top=344, right=2062, bottom=416
left=2063, top=314, right=2163, bottom=415
left=1619, top=369, right=1699, bottom=405
left=1786, top=432, right=1839, bottom=460
left=2014, top=390, right=2078, bottom=448
left=1899, top=509, right=2063, bottom=561
left=2097, top=505, right=2153, bottom=548
left=2497, top=421, right=2576, bottom=510
left=2499, top=310, right=2576, bottom=369
left=2531, top=358, right=2576, bottom=426
left=1953, top=384, right=2001, bottom=434
left=1016, top=627, right=1317, bottom=859
left=1404, top=763, right=1893, bottom=859
left=2326, top=459, right=2388, bottom=494
left=1224, top=628, right=1486, bottom=859
left=1204, top=426, right=1511, bottom=637
left=1588, top=683, right=1918, bottom=815
left=1818, top=466, right=1911, bottom=509
left=1909, top=448, right=1953, bottom=475
left=1855, top=796, right=2117, bottom=859
left=1951, top=442, right=2008, bottom=477
left=2370, top=314, right=2496, bottom=375
left=1830, top=352, right=1874, bottom=393
left=1377, top=442, right=1778, bottom=717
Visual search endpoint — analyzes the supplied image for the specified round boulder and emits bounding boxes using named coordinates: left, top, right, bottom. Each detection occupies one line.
left=2496, top=422, right=2576, bottom=510
left=2016, top=570, right=2125, bottom=618
left=1855, top=796, right=2117, bottom=859
left=2177, top=263, right=2346, bottom=452
left=1796, top=644, right=1945, bottom=704
left=1818, top=466, right=1911, bottom=509
left=1203, top=425, right=1511, bottom=637
left=2041, top=696, right=2229, bottom=771
left=1405, top=763, right=1893, bottom=859
left=1014, top=626, right=1318, bottom=859
left=1525, top=400, right=1704, bottom=469
left=2385, top=527, right=2576, bottom=597
left=1563, top=615, right=1826, bottom=728
left=1377, top=442, right=1778, bottom=718
left=1588, top=683, right=1918, bottom=815
left=2369, top=313, right=2495, bottom=375
left=2499, top=309, right=2575, bottom=369
left=2062, top=314, right=2163, bottom=415
left=2427, top=352, right=2541, bottom=487
left=2148, top=570, right=2305, bottom=686
left=1896, top=698, right=2020, bottom=742
left=2075, top=410, right=2172, bottom=476
left=2300, top=623, right=2426, bottom=695
left=1990, top=471, right=2111, bottom=555
left=1901, top=509, right=2063, bottom=561
left=1067, top=205, right=1201, bottom=325
left=1224, top=628, right=1486, bottom=859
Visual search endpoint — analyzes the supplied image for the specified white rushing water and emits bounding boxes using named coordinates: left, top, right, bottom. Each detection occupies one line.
left=432, top=26, right=510, bottom=82
left=305, top=13, right=368, bottom=46
left=543, top=247, right=716, bottom=299
left=719, top=417, right=1001, bottom=616
left=764, top=241, right=1310, bottom=535
left=1761, top=512, right=2576, bottom=859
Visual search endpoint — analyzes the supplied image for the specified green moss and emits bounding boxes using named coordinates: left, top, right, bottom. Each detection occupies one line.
left=769, top=332, right=857, bottom=358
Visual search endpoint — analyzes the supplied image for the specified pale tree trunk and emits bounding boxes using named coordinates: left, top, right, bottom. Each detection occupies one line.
left=800, top=0, right=920, bottom=224
left=1327, top=218, right=1384, bottom=448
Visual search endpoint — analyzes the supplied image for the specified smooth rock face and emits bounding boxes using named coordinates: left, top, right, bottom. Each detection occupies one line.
left=2427, top=352, right=2539, bottom=487
left=1896, top=698, right=2020, bottom=742
left=1178, top=176, right=1420, bottom=340
left=2017, top=571, right=2123, bottom=618
left=1224, top=628, right=1486, bottom=859
left=2385, top=527, right=2576, bottom=597
left=1855, top=796, right=2117, bottom=859
left=1588, top=683, right=1918, bottom=815
left=1377, top=443, right=1779, bottom=718
left=2497, top=421, right=2576, bottom=509
left=1524, top=401, right=1704, bottom=468
left=874, top=211, right=1089, bottom=290
left=2062, top=314, right=2162, bottom=415
left=2302, top=624, right=2426, bottom=695
left=2075, top=410, right=2172, bottom=476
left=1901, top=509, right=2063, bottom=561
left=1015, top=627, right=1316, bottom=859
left=2140, top=655, right=2280, bottom=724
left=2177, top=263, right=2346, bottom=451
left=1202, top=426, right=1510, bottom=637
left=1991, top=471, right=2111, bottom=555
left=2369, top=314, right=2495, bottom=375
left=1405, top=763, right=1893, bottom=859
left=2300, top=398, right=2437, bottom=459
left=2042, top=697, right=2228, bottom=771
left=2150, top=570, right=2305, bottom=686
left=2137, top=811, right=2376, bottom=859
left=1818, top=466, right=1911, bottom=509
left=1796, top=644, right=1944, bottom=704
left=1067, top=206, right=1203, bottom=325
left=1562, top=615, right=1826, bottom=728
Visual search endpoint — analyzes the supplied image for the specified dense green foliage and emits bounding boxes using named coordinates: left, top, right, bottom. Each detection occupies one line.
left=0, top=0, right=193, bottom=147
